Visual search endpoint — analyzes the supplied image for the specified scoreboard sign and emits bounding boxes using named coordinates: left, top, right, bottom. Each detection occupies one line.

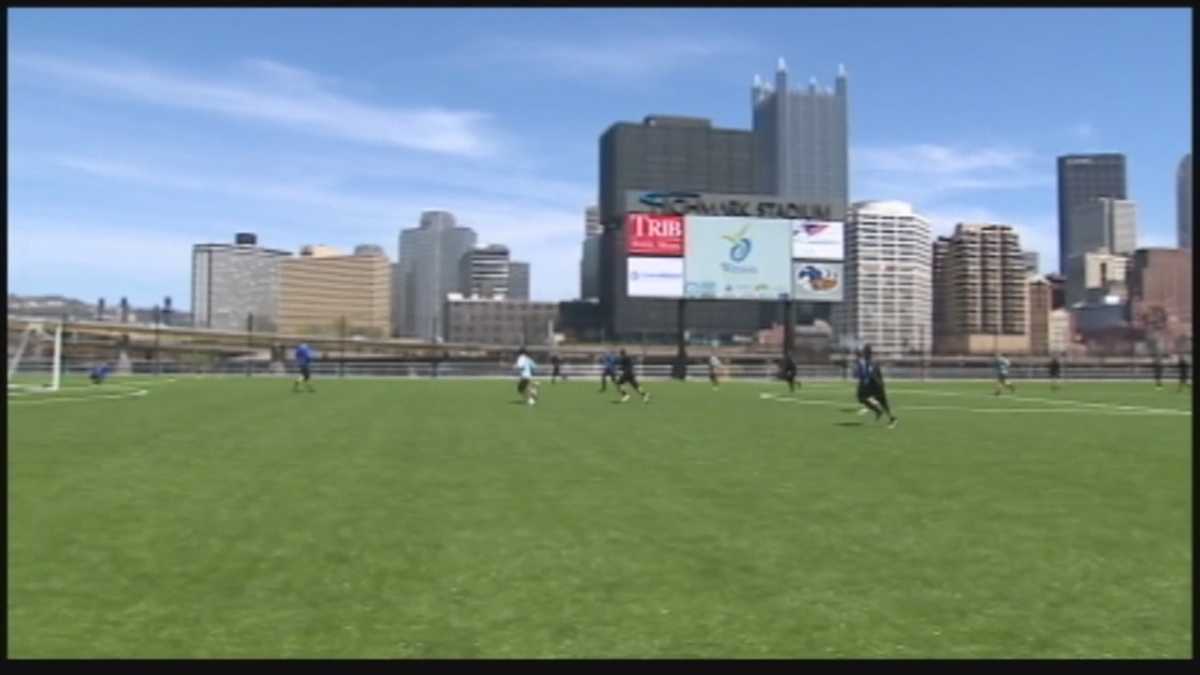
left=626, top=213, right=684, bottom=256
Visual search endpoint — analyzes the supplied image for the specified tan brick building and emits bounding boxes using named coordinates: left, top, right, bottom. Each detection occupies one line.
left=932, top=223, right=1030, bottom=354
left=1128, top=248, right=1192, bottom=353
left=277, top=246, right=391, bottom=337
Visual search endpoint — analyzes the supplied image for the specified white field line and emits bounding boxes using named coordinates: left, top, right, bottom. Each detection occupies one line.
left=8, top=382, right=151, bottom=405
left=887, top=388, right=1190, bottom=416
left=758, top=392, right=1190, bottom=417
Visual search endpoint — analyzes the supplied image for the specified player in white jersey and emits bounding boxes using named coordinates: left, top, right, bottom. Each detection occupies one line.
left=514, top=348, right=539, bottom=406
left=993, top=354, right=1015, bottom=395
left=708, top=353, right=721, bottom=390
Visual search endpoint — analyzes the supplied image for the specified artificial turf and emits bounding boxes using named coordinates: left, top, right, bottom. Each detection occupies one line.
left=7, top=376, right=1193, bottom=657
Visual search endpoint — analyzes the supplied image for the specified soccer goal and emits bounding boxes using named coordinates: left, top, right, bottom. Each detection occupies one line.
left=7, top=321, right=63, bottom=393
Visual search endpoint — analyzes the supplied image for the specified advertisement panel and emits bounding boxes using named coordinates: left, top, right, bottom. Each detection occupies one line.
left=684, top=216, right=793, bottom=300
left=792, top=261, right=844, bottom=302
left=627, top=257, right=683, bottom=298
left=626, top=213, right=684, bottom=256
left=791, top=220, right=844, bottom=260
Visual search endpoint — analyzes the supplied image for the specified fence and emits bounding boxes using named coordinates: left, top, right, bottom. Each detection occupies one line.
left=10, top=358, right=1194, bottom=382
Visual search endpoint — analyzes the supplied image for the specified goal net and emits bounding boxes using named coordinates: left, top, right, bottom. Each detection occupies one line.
left=7, top=321, right=63, bottom=393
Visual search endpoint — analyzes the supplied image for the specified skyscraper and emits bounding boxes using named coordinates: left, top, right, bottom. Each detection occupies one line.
left=1020, top=250, right=1040, bottom=275
left=1056, top=154, right=1127, bottom=273
left=932, top=223, right=1029, bottom=354
left=1179, top=153, right=1192, bottom=249
left=584, top=205, right=602, bottom=238
left=839, top=201, right=932, bottom=356
left=581, top=205, right=602, bottom=301
left=508, top=261, right=530, bottom=300
left=751, top=60, right=849, bottom=214
left=459, top=245, right=511, bottom=298
left=395, top=211, right=477, bottom=340
left=1069, top=197, right=1137, bottom=257
left=191, top=234, right=291, bottom=331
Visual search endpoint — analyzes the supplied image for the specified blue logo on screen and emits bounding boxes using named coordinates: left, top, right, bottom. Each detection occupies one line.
left=722, top=224, right=753, bottom=262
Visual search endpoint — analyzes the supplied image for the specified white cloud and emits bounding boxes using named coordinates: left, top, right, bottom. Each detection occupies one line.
left=36, top=154, right=589, bottom=303
left=13, top=52, right=500, bottom=158
left=468, top=36, right=749, bottom=79
left=853, top=143, right=1053, bottom=205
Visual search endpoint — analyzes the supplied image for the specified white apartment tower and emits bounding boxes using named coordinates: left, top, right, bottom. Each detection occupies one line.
left=838, top=200, right=933, bottom=356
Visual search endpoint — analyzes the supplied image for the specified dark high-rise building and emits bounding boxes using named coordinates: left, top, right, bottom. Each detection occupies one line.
left=1056, top=154, right=1127, bottom=274
left=508, top=261, right=530, bottom=301
left=751, top=59, right=849, bottom=214
left=598, top=115, right=768, bottom=341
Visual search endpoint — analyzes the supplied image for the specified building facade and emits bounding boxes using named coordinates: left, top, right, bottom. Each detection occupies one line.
left=751, top=60, right=849, bottom=212
left=443, top=295, right=559, bottom=346
left=932, top=223, right=1029, bottom=354
left=1065, top=251, right=1130, bottom=307
left=191, top=234, right=291, bottom=332
left=1028, top=276, right=1053, bottom=355
left=1048, top=308, right=1071, bottom=354
left=1127, top=247, right=1192, bottom=352
left=1057, top=154, right=1127, bottom=274
left=585, top=205, right=602, bottom=238
left=1021, top=250, right=1040, bottom=275
left=839, top=201, right=933, bottom=356
left=459, top=245, right=511, bottom=298
left=1069, top=197, right=1137, bottom=258
left=395, top=211, right=477, bottom=340
left=508, top=261, right=530, bottom=300
left=1179, top=153, right=1192, bottom=249
left=276, top=246, right=391, bottom=337
left=580, top=235, right=601, bottom=301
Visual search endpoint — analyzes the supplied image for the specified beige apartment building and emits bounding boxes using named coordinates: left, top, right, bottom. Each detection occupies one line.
left=933, top=223, right=1030, bottom=354
left=276, top=246, right=391, bottom=337
left=1027, top=276, right=1053, bottom=355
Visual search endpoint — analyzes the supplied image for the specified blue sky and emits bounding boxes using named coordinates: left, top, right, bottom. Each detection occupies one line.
left=7, top=8, right=1192, bottom=309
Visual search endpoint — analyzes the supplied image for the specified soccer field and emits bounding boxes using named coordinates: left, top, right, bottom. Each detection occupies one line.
left=7, top=376, right=1193, bottom=658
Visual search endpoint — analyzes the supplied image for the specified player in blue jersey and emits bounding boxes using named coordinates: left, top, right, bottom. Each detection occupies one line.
left=293, top=343, right=315, bottom=393
left=515, top=348, right=539, bottom=405
left=89, top=363, right=111, bottom=385
left=599, top=350, right=619, bottom=392
left=854, top=345, right=897, bottom=428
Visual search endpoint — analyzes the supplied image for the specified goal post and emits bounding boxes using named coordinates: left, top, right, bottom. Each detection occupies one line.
left=7, top=321, right=63, bottom=393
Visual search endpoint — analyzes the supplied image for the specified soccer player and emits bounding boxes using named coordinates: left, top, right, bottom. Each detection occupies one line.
left=599, top=350, right=618, bottom=392
left=853, top=345, right=897, bottom=428
left=1152, top=354, right=1164, bottom=389
left=293, top=342, right=315, bottom=393
left=993, top=353, right=1015, bottom=396
left=708, top=352, right=721, bottom=390
left=1048, top=356, right=1062, bottom=391
left=616, top=348, right=650, bottom=403
left=515, top=348, right=539, bottom=406
left=550, top=353, right=564, bottom=384
left=89, top=363, right=111, bottom=385
left=780, top=351, right=799, bottom=393
left=1177, top=354, right=1191, bottom=393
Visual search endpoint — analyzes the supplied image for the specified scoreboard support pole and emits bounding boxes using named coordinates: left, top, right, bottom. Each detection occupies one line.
left=671, top=298, right=688, bottom=380
left=782, top=298, right=795, bottom=364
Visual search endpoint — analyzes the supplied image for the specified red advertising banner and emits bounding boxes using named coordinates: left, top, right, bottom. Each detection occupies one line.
left=626, top=213, right=684, bottom=256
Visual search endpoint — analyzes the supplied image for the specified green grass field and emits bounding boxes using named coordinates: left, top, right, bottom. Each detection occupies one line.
left=7, top=375, right=1193, bottom=658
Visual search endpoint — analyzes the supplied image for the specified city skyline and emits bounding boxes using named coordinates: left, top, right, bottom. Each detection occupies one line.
left=8, top=8, right=1192, bottom=309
